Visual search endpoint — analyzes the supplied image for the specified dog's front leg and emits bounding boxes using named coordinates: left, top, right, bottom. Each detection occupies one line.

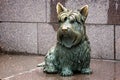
left=60, top=66, right=73, bottom=76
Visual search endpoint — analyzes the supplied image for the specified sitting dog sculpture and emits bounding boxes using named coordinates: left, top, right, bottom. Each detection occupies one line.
left=38, top=2, right=92, bottom=76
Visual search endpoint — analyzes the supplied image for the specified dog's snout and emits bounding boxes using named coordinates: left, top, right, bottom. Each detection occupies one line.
left=62, top=26, right=68, bottom=32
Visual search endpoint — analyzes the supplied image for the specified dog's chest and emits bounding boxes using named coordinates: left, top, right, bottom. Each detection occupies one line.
left=61, top=36, right=73, bottom=48
left=55, top=43, right=82, bottom=63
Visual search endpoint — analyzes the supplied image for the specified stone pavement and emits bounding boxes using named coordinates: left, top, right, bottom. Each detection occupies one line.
left=0, top=54, right=120, bottom=80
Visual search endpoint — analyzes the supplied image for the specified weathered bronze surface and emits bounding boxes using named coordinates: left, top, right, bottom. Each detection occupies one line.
left=38, top=2, right=92, bottom=76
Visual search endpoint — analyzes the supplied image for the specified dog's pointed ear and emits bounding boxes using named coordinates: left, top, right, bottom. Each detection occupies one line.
left=78, top=5, right=88, bottom=21
left=56, top=2, right=67, bottom=14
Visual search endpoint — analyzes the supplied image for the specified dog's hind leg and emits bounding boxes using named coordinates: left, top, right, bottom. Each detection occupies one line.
left=44, top=47, right=58, bottom=73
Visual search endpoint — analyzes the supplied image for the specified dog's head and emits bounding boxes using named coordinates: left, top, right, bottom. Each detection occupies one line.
left=56, top=3, right=88, bottom=48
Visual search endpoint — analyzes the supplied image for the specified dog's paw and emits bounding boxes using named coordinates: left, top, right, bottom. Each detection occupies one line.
left=81, top=68, right=92, bottom=74
left=43, top=66, right=58, bottom=73
left=60, top=68, right=73, bottom=76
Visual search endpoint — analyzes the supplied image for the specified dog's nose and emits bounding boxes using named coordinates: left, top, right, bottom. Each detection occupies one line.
left=62, top=26, right=68, bottom=32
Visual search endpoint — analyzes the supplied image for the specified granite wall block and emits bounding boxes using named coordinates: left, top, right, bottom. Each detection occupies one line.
left=86, top=24, right=114, bottom=59
left=0, top=23, right=37, bottom=54
left=38, top=23, right=57, bottom=55
left=0, top=0, right=46, bottom=22
left=115, top=25, right=120, bottom=60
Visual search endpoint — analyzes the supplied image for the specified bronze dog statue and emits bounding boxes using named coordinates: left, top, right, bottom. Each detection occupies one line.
left=38, top=2, right=92, bottom=76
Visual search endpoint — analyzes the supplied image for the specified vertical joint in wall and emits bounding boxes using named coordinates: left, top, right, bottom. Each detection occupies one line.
left=37, top=23, right=39, bottom=54
left=45, top=0, right=47, bottom=23
left=114, top=25, right=116, bottom=60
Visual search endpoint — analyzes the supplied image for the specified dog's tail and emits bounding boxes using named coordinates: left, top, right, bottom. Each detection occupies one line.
left=37, top=62, right=45, bottom=67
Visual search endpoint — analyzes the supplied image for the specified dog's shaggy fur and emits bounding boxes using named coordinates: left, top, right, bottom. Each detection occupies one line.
left=40, top=3, right=92, bottom=76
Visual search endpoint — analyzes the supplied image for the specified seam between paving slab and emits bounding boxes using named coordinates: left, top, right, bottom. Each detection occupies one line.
left=3, top=67, right=43, bottom=80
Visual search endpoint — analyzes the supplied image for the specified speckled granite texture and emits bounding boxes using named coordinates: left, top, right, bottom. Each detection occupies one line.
left=0, top=54, right=120, bottom=80
left=0, top=0, right=120, bottom=60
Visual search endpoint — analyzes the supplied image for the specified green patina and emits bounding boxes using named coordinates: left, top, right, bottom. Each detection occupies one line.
left=38, top=2, right=92, bottom=76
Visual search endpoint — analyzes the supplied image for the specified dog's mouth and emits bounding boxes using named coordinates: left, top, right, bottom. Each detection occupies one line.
left=62, top=32, right=70, bottom=37
left=61, top=34, right=73, bottom=48
left=57, top=31, right=76, bottom=48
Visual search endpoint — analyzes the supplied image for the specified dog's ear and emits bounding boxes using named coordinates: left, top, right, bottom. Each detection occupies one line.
left=78, top=5, right=88, bottom=21
left=56, top=2, right=67, bottom=14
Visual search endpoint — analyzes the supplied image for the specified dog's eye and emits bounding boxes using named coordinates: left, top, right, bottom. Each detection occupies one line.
left=61, top=17, right=67, bottom=22
left=64, top=17, right=67, bottom=21
left=70, top=20, right=75, bottom=23
left=59, top=17, right=67, bottom=23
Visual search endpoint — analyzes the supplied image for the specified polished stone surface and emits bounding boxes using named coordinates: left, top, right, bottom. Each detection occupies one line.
left=0, top=0, right=46, bottom=22
left=0, top=54, right=120, bottom=80
left=38, top=23, right=56, bottom=55
left=115, top=25, right=120, bottom=60
left=86, top=24, right=114, bottom=59
left=108, top=0, right=120, bottom=24
left=0, top=54, right=44, bottom=79
left=0, top=23, right=37, bottom=54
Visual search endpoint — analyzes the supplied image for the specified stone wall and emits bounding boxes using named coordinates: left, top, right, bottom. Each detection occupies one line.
left=0, top=0, right=120, bottom=60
